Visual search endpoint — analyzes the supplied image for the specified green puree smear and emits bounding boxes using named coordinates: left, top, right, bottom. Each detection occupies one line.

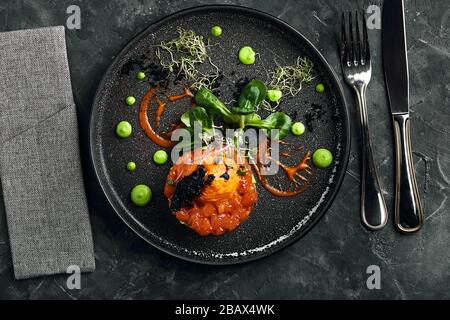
left=116, top=121, right=132, bottom=138
left=127, top=161, right=136, bottom=171
left=315, top=83, right=325, bottom=93
left=131, top=184, right=152, bottom=206
left=153, top=150, right=168, bottom=165
left=291, top=122, right=305, bottom=136
left=312, top=148, right=333, bottom=168
left=211, top=26, right=222, bottom=37
left=125, top=96, right=136, bottom=106
left=266, top=89, right=282, bottom=102
left=238, top=46, right=256, bottom=65
left=136, top=71, right=145, bottom=80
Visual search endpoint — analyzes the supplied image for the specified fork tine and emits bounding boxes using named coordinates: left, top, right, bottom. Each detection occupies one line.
left=355, top=11, right=361, bottom=64
left=340, top=12, right=348, bottom=65
left=348, top=11, right=354, bottom=64
left=362, top=10, right=370, bottom=62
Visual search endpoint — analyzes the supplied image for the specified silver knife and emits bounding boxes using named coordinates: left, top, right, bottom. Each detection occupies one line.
left=382, top=0, right=424, bottom=233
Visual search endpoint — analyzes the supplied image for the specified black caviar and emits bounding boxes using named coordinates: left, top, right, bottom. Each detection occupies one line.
left=170, top=165, right=207, bottom=212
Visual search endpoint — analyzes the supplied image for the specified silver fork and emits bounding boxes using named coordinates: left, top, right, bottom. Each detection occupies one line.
left=340, top=11, right=388, bottom=230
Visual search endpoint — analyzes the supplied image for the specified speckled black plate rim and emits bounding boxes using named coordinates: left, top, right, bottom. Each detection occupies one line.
left=89, top=4, right=351, bottom=265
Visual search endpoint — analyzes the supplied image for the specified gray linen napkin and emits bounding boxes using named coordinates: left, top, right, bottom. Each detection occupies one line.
left=0, top=26, right=95, bottom=279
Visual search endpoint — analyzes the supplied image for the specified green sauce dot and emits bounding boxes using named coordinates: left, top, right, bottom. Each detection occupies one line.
left=238, top=46, right=256, bottom=65
left=136, top=71, right=145, bottom=80
left=211, top=26, right=222, bottom=37
left=127, top=162, right=136, bottom=171
left=125, top=96, right=136, bottom=106
left=153, top=150, right=168, bottom=165
left=116, top=121, right=132, bottom=138
left=291, top=122, right=305, bottom=136
left=131, top=184, right=152, bottom=206
left=315, top=83, right=325, bottom=93
left=312, top=148, right=333, bottom=168
left=267, top=89, right=282, bottom=102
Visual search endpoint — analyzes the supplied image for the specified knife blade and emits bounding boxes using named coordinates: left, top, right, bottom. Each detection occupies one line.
left=383, top=0, right=409, bottom=114
left=382, top=0, right=424, bottom=233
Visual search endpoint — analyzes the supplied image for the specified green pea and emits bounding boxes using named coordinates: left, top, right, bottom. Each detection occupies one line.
left=130, top=184, right=152, bottom=206
left=127, top=161, right=136, bottom=171
left=153, top=150, right=168, bottom=165
left=312, top=148, right=333, bottom=168
left=211, top=26, right=222, bottom=37
left=267, top=89, right=282, bottom=102
left=315, top=83, right=325, bottom=93
left=238, top=46, right=256, bottom=65
left=116, top=121, right=132, bottom=138
left=136, top=71, right=145, bottom=80
left=291, top=122, right=305, bottom=136
left=125, top=96, right=136, bottom=106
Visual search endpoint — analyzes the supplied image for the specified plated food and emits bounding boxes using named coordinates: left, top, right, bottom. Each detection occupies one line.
left=90, top=6, right=349, bottom=263
left=165, top=146, right=258, bottom=236
left=113, top=24, right=335, bottom=236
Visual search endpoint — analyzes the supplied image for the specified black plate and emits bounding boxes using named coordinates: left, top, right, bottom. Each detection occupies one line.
left=90, top=5, right=350, bottom=264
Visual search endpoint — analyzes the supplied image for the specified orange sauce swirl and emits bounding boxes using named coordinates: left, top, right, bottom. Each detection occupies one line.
left=139, top=85, right=176, bottom=148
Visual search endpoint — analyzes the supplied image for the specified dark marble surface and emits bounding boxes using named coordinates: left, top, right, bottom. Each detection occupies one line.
left=0, top=0, right=449, bottom=299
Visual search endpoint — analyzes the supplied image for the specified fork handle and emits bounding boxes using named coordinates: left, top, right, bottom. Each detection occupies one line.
left=392, top=113, right=424, bottom=233
left=354, top=85, right=388, bottom=230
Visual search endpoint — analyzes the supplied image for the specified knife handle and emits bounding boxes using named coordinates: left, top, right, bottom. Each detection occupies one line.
left=392, top=113, right=424, bottom=233
left=355, top=85, right=388, bottom=230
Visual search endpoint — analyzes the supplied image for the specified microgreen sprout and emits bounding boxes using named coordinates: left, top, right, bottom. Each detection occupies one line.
left=155, top=27, right=220, bottom=90
left=268, top=57, right=315, bottom=97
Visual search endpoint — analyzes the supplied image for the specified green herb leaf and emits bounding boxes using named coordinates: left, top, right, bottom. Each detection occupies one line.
left=195, top=87, right=239, bottom=123
left=176, top=107, right=215, bottom=152
left=232, top=80, right=267, bottom=115
left=192, top=86, right=291, bottom=141
left=188, top=107, right=212, bottom=131
left=263, top=112, right=292, bottom=140
left=181, top=110, right=191, bottom=127
left=236, top=166, right=247, bottom=176
left=245, top=112, right=292, bottom=140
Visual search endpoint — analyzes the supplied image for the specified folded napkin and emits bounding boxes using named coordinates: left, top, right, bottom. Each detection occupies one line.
left=0, top=26, right=95, bottom=279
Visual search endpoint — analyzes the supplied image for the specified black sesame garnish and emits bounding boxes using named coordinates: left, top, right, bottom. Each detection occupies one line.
left=220, top=172, right=230, bottom=180
left=206, top=174, right=215, bottom=185
left=170, top=165, right=207, bottom=212
left=304, top=103, right=326, bottom=132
